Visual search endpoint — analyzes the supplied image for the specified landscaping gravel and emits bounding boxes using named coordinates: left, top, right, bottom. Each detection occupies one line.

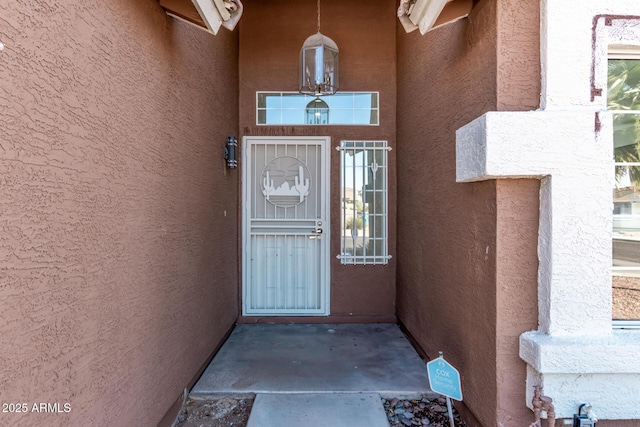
left=174, top=394, right=466, bottom=427
left=383, top=396, right=466, bottom=427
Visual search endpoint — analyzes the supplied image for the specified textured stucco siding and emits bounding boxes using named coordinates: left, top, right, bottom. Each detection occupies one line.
left=496, top=0, right=541, bottom=111
left=238, top=0, right=398, bottom=321
left=514, top=0, right=640, bottom=421
left=494, top=10, right=541, bottom=423
left=0, top=1, right=239, bottom=426
left=397, top=0, right=540, bottom=425
left=456, top=0, right=640, bottom=422
left=396, top=1, right=499, bottom=425
left=495, top=179, right=539, bottom=426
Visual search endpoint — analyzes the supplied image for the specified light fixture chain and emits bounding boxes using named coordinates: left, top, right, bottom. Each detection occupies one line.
left=317, top=0, right=321, bottom=33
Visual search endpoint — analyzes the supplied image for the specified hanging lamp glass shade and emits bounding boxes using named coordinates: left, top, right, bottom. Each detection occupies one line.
left=299, top=32, right=339, bottom=96
left=305, top=97, right=330, bottom=124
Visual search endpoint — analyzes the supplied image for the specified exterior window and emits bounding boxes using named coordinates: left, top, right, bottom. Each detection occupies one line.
left=337, top=141, right=391, bottom=265
left=609, top=56, right=640, bottom=324
left=257, top=92, right=379, bottom=125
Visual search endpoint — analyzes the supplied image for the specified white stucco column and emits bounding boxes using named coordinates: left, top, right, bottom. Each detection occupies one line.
left=457, top=111, right=613, bottom=336
left=456, top=0, right=640, bottom=419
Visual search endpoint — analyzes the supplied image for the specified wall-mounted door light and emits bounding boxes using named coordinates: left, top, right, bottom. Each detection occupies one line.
left=224, top=136, right=238, bottom=168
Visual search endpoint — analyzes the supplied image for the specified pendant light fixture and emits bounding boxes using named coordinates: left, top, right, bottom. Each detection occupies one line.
left=299, top=0, right=339, bottom=96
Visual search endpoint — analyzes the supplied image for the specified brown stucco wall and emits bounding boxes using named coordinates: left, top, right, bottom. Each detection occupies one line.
left=396, top=0, right=540, bottom=425
left=0, top=1, right=239, bottom=426
left=238, top=0, right=397, bottom=321
left=496, top=0, right=541, bottom=111
left=396, top=1, right=499, bottom=423
left=495, top=179, right=539, bottom=425
left=494, top=2, right=541, bottom=425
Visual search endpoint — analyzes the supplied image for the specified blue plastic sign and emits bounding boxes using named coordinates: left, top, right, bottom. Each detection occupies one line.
left=426, top=356, right=463, bottom=401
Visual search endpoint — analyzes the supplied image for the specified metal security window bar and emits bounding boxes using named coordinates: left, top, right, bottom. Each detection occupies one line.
left=609, top=55, right=640, bottom=327
left=337, top=140, right=391, bottom=265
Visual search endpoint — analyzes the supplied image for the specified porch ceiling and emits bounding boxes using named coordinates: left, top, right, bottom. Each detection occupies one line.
left=157, top=0, right=474, bottom=36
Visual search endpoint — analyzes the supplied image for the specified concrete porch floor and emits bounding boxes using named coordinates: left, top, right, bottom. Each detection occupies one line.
left=190, top=323, right=436, bottom=427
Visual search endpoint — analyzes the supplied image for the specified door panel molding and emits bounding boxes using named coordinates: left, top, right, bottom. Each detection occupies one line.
left=242, top=136, right=330, bottom=316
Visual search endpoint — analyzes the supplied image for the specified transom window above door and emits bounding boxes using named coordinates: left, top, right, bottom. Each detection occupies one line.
left=256, top=92, right=379, bottom=126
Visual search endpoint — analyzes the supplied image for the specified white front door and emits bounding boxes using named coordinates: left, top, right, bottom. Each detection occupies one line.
left=242, top=136, right=330, bottom=316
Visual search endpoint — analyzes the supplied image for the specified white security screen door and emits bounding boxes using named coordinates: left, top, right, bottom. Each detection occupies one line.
left=243, top=136, right=330, bottom=316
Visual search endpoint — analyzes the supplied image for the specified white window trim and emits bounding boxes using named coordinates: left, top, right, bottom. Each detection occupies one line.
left=456, top=2, right=640, bottom=420
left=609, top=46, right=640, bottom=60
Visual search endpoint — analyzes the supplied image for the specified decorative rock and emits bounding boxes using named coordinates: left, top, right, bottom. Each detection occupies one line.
left=383, top=394, right=465, bottom=427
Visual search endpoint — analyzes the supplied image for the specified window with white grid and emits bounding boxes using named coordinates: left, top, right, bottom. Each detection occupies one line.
left=256, top=92, right=379, bottom=126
